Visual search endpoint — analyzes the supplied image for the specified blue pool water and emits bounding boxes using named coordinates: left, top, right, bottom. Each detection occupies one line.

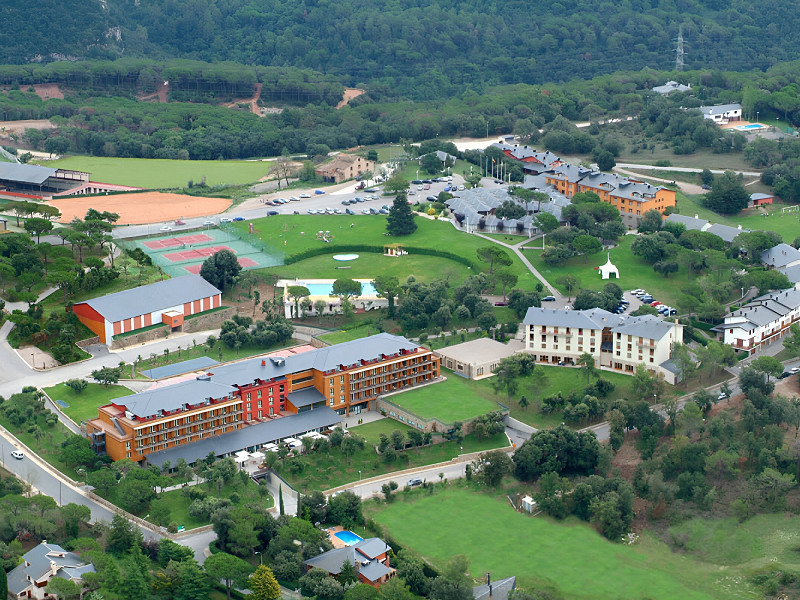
left=334, top=531, right=364, bottom=546
left=305, top=282, right=378, bottom=296
left=738, top=124, right=764, bottom=130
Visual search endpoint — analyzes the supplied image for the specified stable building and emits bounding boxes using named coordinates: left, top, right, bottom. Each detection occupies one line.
left=0, top=162, right=89, bottom=196
left=72, top=275, right=222, bottom=345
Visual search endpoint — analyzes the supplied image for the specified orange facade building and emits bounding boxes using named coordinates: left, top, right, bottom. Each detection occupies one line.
left=87, top=334, right=440, bottom=463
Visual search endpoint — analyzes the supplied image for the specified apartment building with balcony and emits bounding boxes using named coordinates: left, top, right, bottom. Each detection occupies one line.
left=88, top=334, right=439, bottom=463
left=712, top=288, right=800, bottom=354
left=523, top=307, right=684, bottom=384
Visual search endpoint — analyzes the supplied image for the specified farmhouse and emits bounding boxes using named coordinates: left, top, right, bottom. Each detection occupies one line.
left=315, top=153, right=375, bottom=183
left=749, top=192, right=774, bottom=208
left=86, top=333, right=440, bottom=462
left=7, top=541, right=95, bottom=600
left=303, top=538, right=395, bottom=589
left=72, top=275, right=223, bottom=346
left=711, top=288, right=800, bottom=354
left=522, top=307, right=684, bottom=384
left=695, top=103, right=743, bottom=124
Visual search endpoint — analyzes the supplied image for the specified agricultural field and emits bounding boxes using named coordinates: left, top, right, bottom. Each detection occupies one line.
left=370, top=486, right=756, bottom=600
left=41, top=156, right=270, bottom=188
left=241, top=214, right=543, bottom=290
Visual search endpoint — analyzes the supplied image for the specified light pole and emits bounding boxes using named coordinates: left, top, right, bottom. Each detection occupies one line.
left=756, top=111, right=759, bottom=124
left=255, top=551, right=262, bottom=565
left=358, top=470, right=362, bottom=481
left=653, top=393, right=657, bottom=406
left=30, top=353, right=34, bottom=369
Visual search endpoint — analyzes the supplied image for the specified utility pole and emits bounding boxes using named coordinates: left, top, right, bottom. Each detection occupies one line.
left=674, top=25, right=687, bottom=71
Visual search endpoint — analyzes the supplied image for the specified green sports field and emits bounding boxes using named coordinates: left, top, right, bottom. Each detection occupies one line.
left=390, top=373, right=503, bottom=424
left=372, top=487, right=754, bottom=600
left=41, top=156, right=270, bottom=188
left=241, top=214, right=543, bottom=290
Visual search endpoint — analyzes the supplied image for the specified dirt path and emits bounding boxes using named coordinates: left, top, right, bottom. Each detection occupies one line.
left=139, top=80, right=169, bottom=103
left=336, top=88, right=365, bottom=109
left=614, top=166, right=706, bottom=195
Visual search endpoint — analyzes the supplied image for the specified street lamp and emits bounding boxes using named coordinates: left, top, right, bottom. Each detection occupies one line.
left=358, top=470, right=362, bottom=481
left=653, top=393, right=657, bottom=405
left=30, top=353, right=34, bottom=369
left=756, top=111, right=759, bottom=124
left=254, top=551, right=262, bottom=565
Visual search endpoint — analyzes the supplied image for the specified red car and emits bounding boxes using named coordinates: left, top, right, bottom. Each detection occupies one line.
left=650, top=301, right=661, bottom=307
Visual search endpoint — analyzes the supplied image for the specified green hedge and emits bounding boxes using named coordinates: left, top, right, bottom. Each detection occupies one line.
left=284, top=244, right=478, bottom=270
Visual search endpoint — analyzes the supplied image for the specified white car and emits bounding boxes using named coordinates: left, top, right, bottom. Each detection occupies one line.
left=792, top=367, right=800, bottom=374
left=160, top=225, right=172, bottom=232
left=11, top=450, right=23, bottom=460
left=307, top=209, right=317, bottom=214
left=408, top=190, right=415, bottom=195
left=457, top=185, right=465, bottom=191
left=299, top=193, right=311, bottom=198
left=203, top=220, right=215, bottom=225
left=220, top=217, right=232, bottom=223
left=417, top=185, right=423, bottom=191
left=289, top=196, right=299, bottom=201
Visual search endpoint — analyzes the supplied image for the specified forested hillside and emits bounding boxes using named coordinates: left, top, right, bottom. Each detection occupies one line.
left=4, top=0, right=800, bottom=99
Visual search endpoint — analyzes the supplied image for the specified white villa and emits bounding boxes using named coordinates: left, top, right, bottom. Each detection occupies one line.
left=712, top=288, right=800, bottom=354
left=522, top=307, right=684, bottom=384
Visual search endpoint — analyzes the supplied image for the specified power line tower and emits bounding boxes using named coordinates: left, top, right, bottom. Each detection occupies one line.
left=674, top=25, right=687, bottom=71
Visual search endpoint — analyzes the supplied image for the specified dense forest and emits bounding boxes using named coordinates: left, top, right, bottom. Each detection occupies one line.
left=4, top=0, right=800, bottom=100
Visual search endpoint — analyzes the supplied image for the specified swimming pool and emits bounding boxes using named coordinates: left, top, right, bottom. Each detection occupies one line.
left=305, top=282, right=378, bottom=296
left=334, top=530, right=364, bottom=546
left=737, top=123, right=766, bottom=130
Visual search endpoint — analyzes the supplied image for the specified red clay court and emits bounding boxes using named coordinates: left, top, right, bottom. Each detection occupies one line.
left=163, top=245, right=235, bottom=262
left=184, top=257, right=258, bottom=274
left=143, top=234, right=214, bottom=249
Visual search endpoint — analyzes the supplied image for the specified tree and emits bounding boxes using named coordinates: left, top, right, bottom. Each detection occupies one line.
left=671, top=343, right=696, bottom=384
left=24, top=217, right=54, bottom=243
left=421, top=153, right=443, bottom=174
left=45, top=577, right=81, bottom=600
left=204, top=552, right=253, bottom=600
left=495, top=200, right=525, bottom=220
left=533, top=212, right=560, bottom=234
left=494, top=269, right=517, bottom=301
left=199, top=249, right=242, bottom=291
left=556, top=275, right=579, bottom=301
left=249, top=565, right=281, bottom=600
left=572, top=234, right=602, bottom=264
left=176, top=559, right=210, bottom=600
left=345, top=583, right=380, bottom=600
left=471, top=450, right=513, bottom=487
left=373, top=275, right=401, bottom=319
left=91, top=366, right=121, bottom=386
left=750, top=355, right=784, bottom=381
left=332, top=278, right=362, bottom=302
left=637, top=209, right=663, bottom=234
left=287, top=285, right=310, bottom=319
left=384, top=171, right=409, bottom=194
left=476, top=246, right=512, bottom=274
left=339, top=559, right=358, bottom=586
left=653, top=261, right=679, bottom=278
left=430, top=555, right=473, bottom=600
left=65, top=379, right=88, bottom=393
left=701, top=169, right=714, bottom=186
left=386, top=193, right=417, bottom=236
left=784, top=323, right=800, bottom=359
left=593, top=148, right=616, bottom=171
left=577, top=353, right=596, bottom=385
left=703, top=170, right=749, bottom=214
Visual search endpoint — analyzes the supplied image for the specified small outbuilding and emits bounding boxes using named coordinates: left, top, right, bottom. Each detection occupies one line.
left=434, top=338, right=523, bottom=380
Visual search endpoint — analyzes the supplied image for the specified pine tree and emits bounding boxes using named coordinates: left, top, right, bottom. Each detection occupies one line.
left=386, top=193, right=417, bottom=236
left=250, top=565, right=282, bottom=600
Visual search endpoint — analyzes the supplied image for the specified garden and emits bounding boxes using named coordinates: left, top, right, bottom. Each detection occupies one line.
left=43, top=382, right=134, bottom=424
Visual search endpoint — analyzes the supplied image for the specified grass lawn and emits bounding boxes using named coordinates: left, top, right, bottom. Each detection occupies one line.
left=370, top=486, right=750, bottom=600
left=43, top=383, right=134, bottom=424
left=389, top=374, right=504, bottom=424
left=148, top=477, right=274, bottom=530
left=242, top=215, right=543, bottom=291
left=281, top=431, right=508, bottom=492
left=0, top=415, right=81, bottom=480
left=349, top=419, right=415, bottom=445
left=523, top=235, right=698, bottom=307
left=675, top=192, right=800, bottom=243
left=319, top=324, right=380, bottom=345
left=41, top=156, right=270, bottom=189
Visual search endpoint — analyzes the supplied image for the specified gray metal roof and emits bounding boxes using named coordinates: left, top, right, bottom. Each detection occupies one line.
left=523, top=306, right=621, bottom=329
left=652, top=81, right=691, bottom=94
left=0, top=162, right=56, bottom=184
left=354, top=538, right=391, bottom=559
left=7, top=542, right=92, bottom=595
left=697, top=103, right=742, bottom=116
left=612, top=315, right=675, bottom=340
left=145, top=408, right=341, bottom=467
left=473, top=576, right=517, bottom=600
left=761, top=243, right=800, bottom=269
left=706, top=223, right=747, bottom=243
left=116, top=378, right=238, bottom=419
left=303, top=538, right=392, bottom=576
left=209, top=333, right=423, bottom=385
left=664, top=214, right=709, bottom=231
left=779, top=264, right=800, bottom=284
left=750, top=193, right=774, bottom=201
left=287, top=387, right=327, bottom=408
left=360, top=560, right=393, bottom=582
left=724, top=288, right=800, bottom=329
left=78, top=274, right=222, bottom=323
left=142, top=356, right=219, bottom=380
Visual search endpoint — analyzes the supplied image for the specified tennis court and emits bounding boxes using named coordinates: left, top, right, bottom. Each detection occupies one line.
left=127, top=226, right=283, bottom=277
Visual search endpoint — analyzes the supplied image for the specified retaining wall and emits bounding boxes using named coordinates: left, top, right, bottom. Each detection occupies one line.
left=111, top=306, right=236, bottom=349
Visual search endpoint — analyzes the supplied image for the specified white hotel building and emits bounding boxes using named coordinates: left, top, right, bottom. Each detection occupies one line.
left=523, top=307, right=684, bottom=384
left=712, top=288, right=800, bottom=354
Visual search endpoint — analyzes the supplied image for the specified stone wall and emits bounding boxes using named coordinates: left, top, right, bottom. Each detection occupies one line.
left=76, top=336, right=100, bottom=348
left=111, top=307, right=236, bottom=349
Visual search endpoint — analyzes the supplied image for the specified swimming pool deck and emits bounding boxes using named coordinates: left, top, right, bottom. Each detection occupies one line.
left=327, top=525, right=349, bottom=549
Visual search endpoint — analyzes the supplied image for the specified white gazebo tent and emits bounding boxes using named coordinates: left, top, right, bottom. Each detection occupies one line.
left=598, top=253, right=619, bottom=280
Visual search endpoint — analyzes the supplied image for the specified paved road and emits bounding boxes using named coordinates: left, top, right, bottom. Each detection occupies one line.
left=615, top=162, right=762, bottom=177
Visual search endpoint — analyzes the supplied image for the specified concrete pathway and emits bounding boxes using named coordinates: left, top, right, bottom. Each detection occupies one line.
left=615, top=162, right=762, bottom=177
left=613, top=167, right=706, bottom=195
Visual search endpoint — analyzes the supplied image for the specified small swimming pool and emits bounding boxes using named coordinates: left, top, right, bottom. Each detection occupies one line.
left=737, top=123, right=766, bottom=130
left=334, top=530, right=363, bottom=546
left=305, top=282, right=378, bottom=296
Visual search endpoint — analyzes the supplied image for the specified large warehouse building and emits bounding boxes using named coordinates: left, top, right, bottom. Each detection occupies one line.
left=72, top=275, right=223, bottom=345
left=0, top=162, right=89, bottom=196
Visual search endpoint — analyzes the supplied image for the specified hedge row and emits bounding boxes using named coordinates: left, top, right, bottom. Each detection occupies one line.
left=284, top=244, right=478, bottom=270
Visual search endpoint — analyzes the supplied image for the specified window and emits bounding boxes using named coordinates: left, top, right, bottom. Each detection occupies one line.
left=258, top=400, right=262, bottom=408
left=257, top=390, right=262, bottom=399
left=329, top=398, right=334, bottom=407
left=125, top=441, right=131, bottom=450
left=246, top=392, right=251, bottom=401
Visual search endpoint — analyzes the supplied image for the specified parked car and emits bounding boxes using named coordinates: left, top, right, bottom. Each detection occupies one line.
left=307, top=209, right=317, bottom=214
left=426, top=195, right=437, bottom=202
left=364, top=187, right=379, bottom=193
left=300, top=193, right=311, bottom=198
left=423, top=184, right=431, bottom=190
left=457, top=185, right=466, bottom=190
left=232, top=216, right=245, bottom=222
left=345, top=208, right=355, bottom=215
left=11, top=451, right=23, bottom=460
left=369, top=207, right=378, bottom=214
left=411, top=180, right=423, bottom=184
left=159, top=225, right=172, bottom=231
left=361, top=208, right=370, bottom=214
left=717, top=391, right=728, bottom=401
left=379, top=208, right=389, bottom=214
left=341, top=200, right=350, bottom=205
left=779, top=372, right=792, bottom=379
left=267, top=210, right=279, bottom=216
left=220, top=217, right=232, bottom=223
left=289, top=196, right=299, bottom=201
left=203, top=220, right=215, bottom=225
left=702, top=184, right=712, bottom=190
left=792, top=367, right=800, bottom=373
left=407, top=478, right=423, bottom=487
left=408, top=190, right=415, bottom=195
left=315, top=190, right=325, bottom=194
left=542, top=295, right=556, bottom=301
